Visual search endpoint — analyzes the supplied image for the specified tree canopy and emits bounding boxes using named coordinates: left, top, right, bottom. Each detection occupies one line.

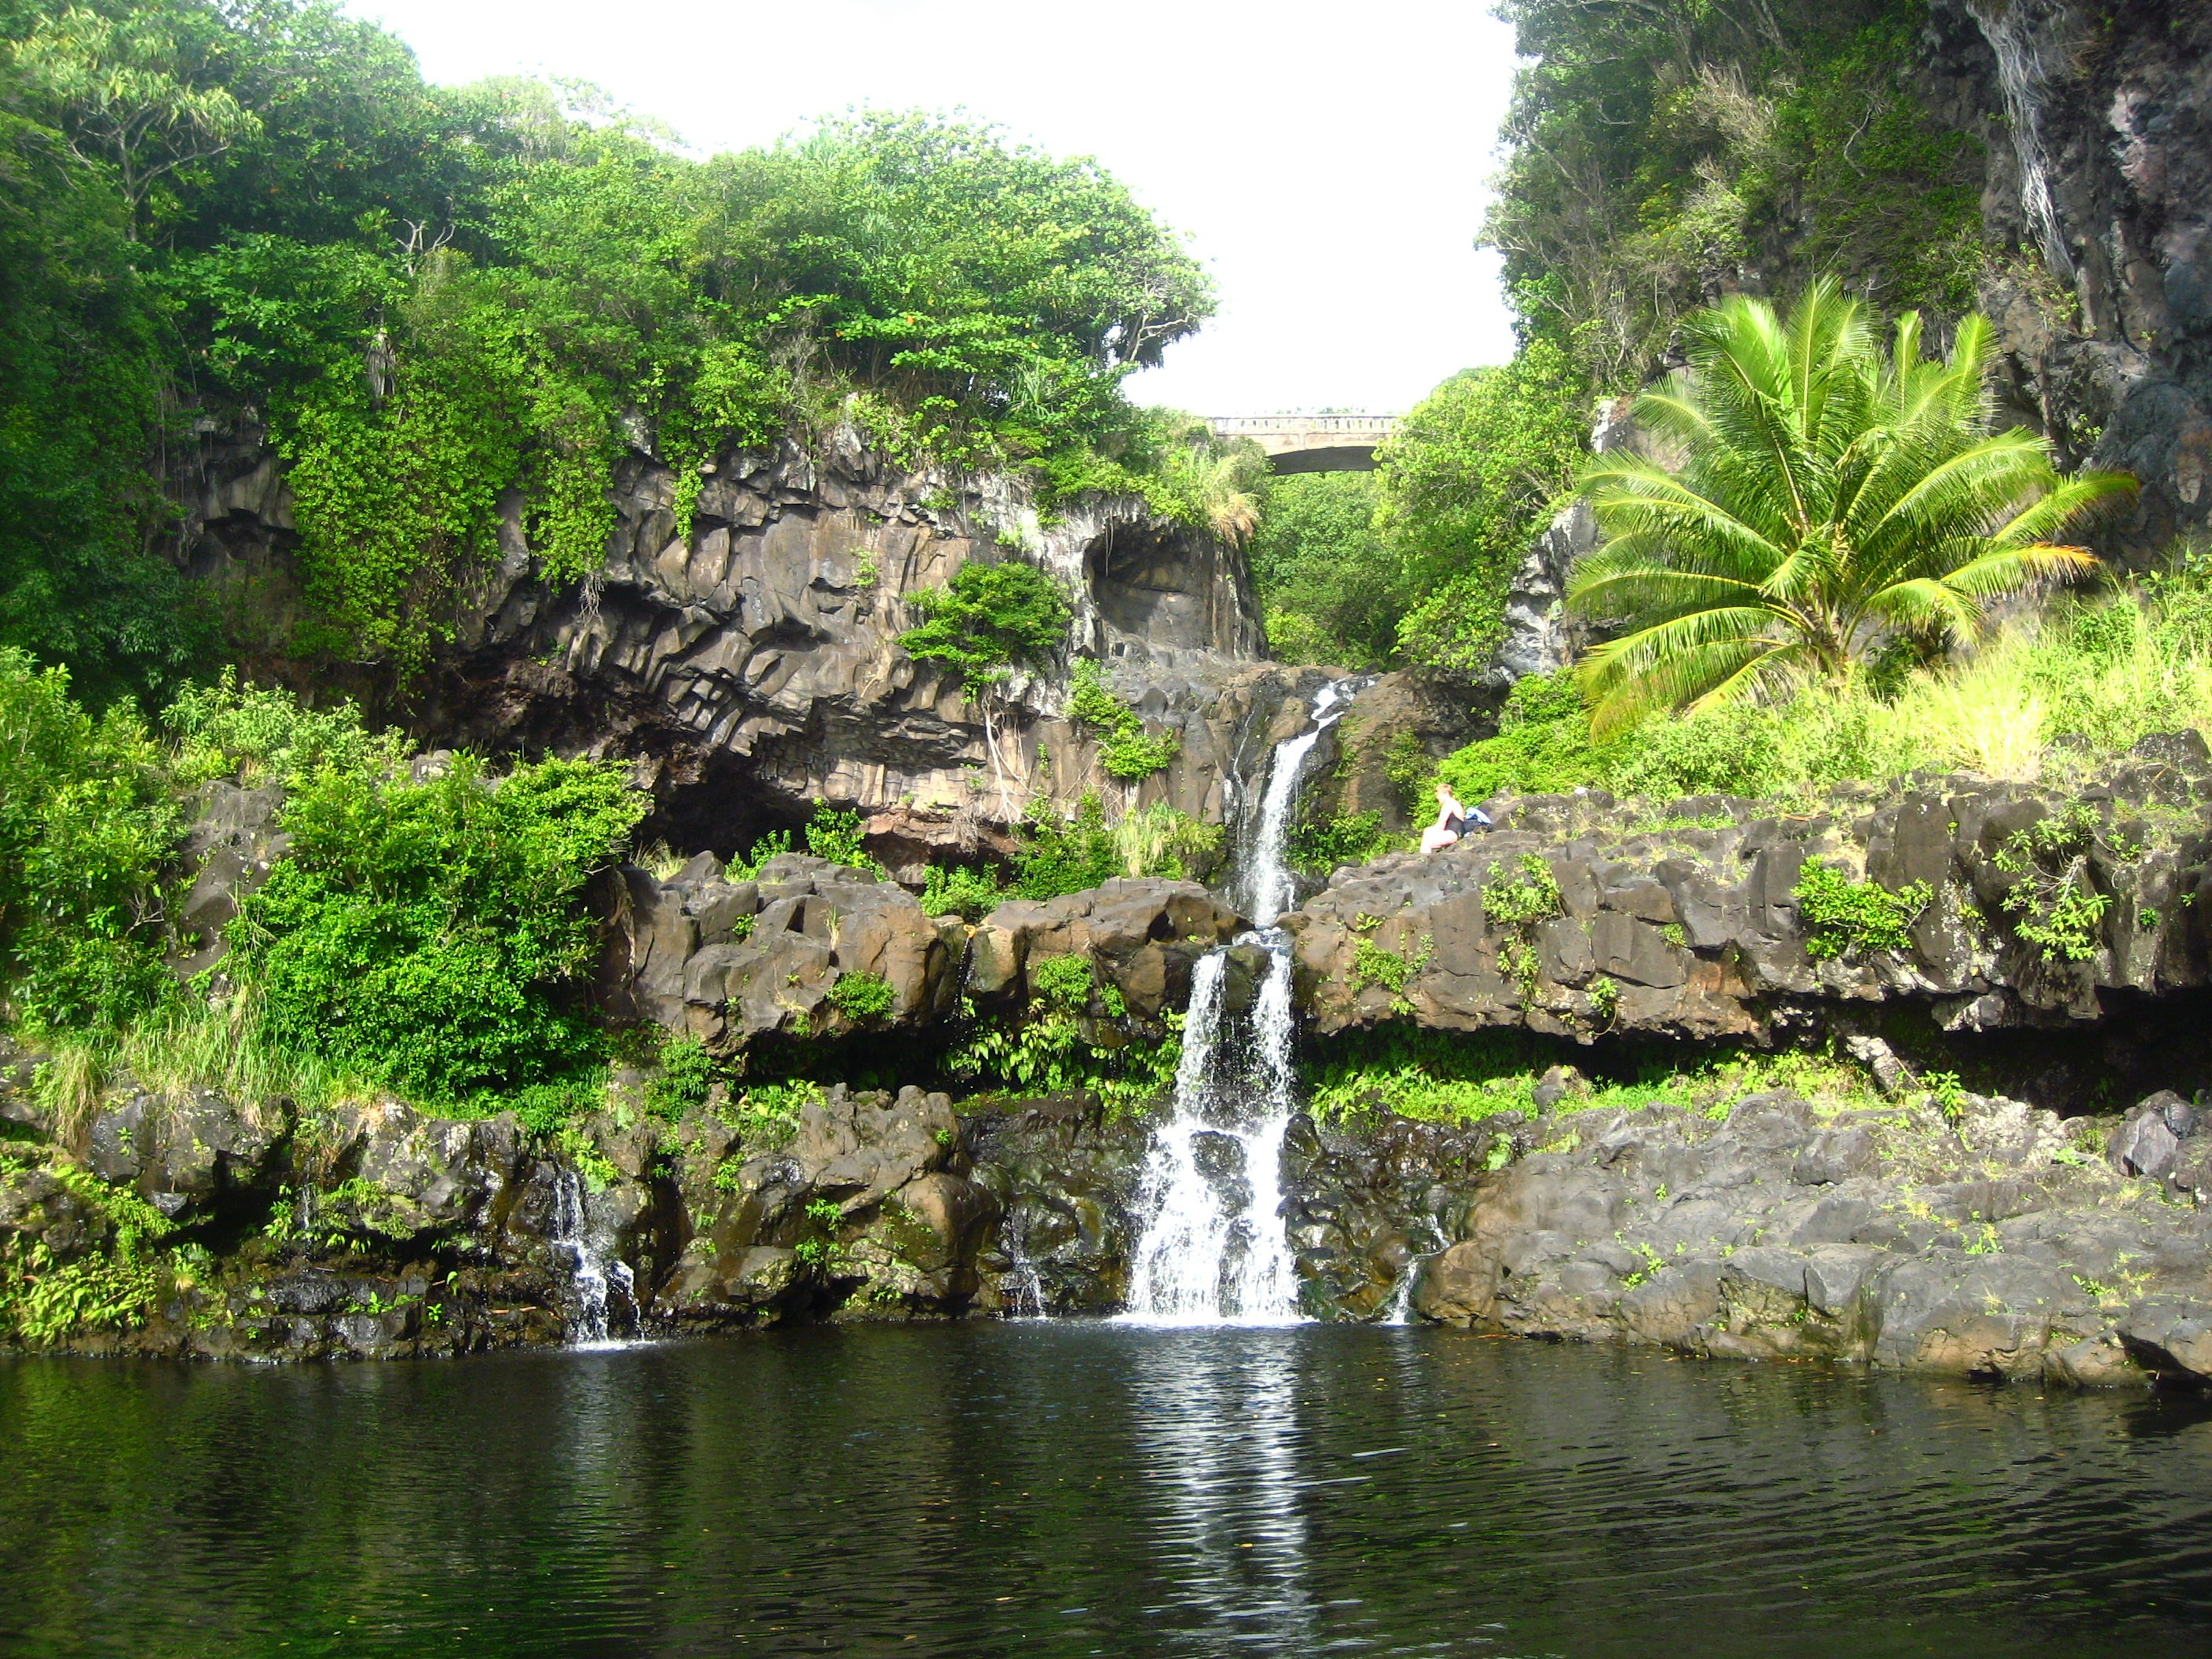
left=0, top=0, right=1213, bottom=695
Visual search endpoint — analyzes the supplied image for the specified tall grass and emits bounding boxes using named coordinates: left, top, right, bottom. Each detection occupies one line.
left=1445, top=569, right=2212, bottom=807
left=33, top=993, right=380, bottom=1142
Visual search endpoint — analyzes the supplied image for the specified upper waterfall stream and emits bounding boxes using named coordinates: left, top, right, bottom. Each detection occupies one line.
left=1123, top=679, right=1361, bottom=1324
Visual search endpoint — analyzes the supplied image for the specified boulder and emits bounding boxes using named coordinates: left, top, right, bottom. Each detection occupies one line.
left=2108, top=1091, right=2201, bottom=1180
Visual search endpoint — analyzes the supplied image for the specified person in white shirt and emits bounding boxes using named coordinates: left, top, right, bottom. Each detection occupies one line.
left=1419, top=782, right=1490, bottom=853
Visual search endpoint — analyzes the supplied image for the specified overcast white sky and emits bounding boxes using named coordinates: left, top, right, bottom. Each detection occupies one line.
left=341, top=0, right=1523, bottom=414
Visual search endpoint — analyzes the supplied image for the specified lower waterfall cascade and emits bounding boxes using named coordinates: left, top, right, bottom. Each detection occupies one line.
left=1122, top=679, right=1361, bottom=1324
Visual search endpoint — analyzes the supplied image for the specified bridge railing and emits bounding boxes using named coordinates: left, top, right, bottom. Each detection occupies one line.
left=1206, top=414, right=1401, bottom=435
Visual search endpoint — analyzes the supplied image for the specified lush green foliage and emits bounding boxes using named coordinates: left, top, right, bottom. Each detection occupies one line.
left=947, top=972, right=1180, bottom=1113
left=1793, top=863, right=1931, bottom=959
left=0, top=1146, right=180, bottom=1346
left=1489, top=0, right=1991, bottom=389
left=1247, top=474, right=1399, bottom=669
left=645, top=1033, right=717, bottom=1123
left=0, top=0, right=1211, bottom=682
left=0, top=651, right=179, bottom=1036
left=1384, top=339, right=1590, bottom=672
left=1066, top=658, right=1179, bottom=779
left=1104, top=800, right=1221, bottom=884
left=1436, top=672, right=1606, bottom=804
left=1431, top=553, right=2212, bottom=810
left=918, top=862, right=1003, bottom=922
left=1246, top=344, right=1586, bottom=675
left=1008, top=794, right=1121, bottom=900
left=229, top=749, right=644, bottom=1104
left=1571, top=284, right=2132, bottom=732
left=1289, top=809, right=1403, bottom=875
left=1992, top=805, right=2111, bottom=964
left=898, top=560, right=1071, bottom=692
left=1305, top=1024, right=1882, bottom=1129
left=827, top=971, right=895, bottom=1022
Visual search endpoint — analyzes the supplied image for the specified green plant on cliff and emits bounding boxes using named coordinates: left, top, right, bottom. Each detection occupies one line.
left=1105, top=800, right=1222, bottom=884
left=1434, top=672, right=1607, bottom=806
left=1793, top=862, right=1931, bottom=960
left=1570, top=283, right=2135, bottom=733
left=1991, top=805, right=2111, bottom=964
left=0, top=1146, right=181, bottom=1346
left=1066, top=658, right=1179, bottom=779
left=1009, top=793, right=1120, bottom=900
left=919, top=863, right=1003, bottom=922
left=827, top=970, right=895, bottom=1024
left=1483, top=853, right=1563, bottom=998
left=1289, top=809, right=1402, bottom=876
left=229, top=750, right=645, bottom=1104
left=898, top=560, right=1071, bottom=693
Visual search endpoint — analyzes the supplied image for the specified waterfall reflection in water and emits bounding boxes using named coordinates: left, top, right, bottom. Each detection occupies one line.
left=1128, top=1331, right=1317, bottom=1651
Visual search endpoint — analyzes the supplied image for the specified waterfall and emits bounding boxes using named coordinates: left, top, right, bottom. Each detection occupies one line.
left=552, top=1167, right=636, bottom=1347
left=1122, top=679, right=1359, bottom=1324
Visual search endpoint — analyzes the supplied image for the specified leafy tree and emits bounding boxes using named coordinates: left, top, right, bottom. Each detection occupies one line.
left=1382, top=339, right=1589, bottom=671
left=1569, top=282, right=2134, bottom=732
left=10, top=1, right=259, bottom=238
left=1245, top=473, right=1398, bottom=668
left=0, top=651, right=178, bottom=1035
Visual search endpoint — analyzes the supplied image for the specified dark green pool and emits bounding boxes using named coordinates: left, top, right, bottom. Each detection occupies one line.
left=4, top=1325, right=2210, bottom=1657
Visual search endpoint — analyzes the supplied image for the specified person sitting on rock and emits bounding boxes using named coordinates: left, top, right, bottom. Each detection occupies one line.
left=1420, top=782, right=1488, bottom=853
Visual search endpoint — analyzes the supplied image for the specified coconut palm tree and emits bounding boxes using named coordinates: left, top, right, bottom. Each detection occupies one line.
left=1567, top=279, right=2134, bottom=734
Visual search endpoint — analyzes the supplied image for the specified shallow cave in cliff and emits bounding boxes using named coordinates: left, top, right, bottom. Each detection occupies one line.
left=1084, top=520, right=1219, bottom=654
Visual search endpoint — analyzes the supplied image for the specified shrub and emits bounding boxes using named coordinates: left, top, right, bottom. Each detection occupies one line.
left=1107, top=800, right=1222, bottom=882
left=803, top=804, right=882, bottom=875
left=165, top=669, right=410, bottom=786
left=827, top=971, right=895, bottom=1022
left=646, top=1035, right=718, bottom=1123
left=1029, top=952, right=1095, bottom=1013
left=0, top=650, right=179, bottom=1036
left=1793, top=862, right=1931, bottom=959
left=898, top=560, right=1070, bottom=692
left=1066, top=658, right=1179, bottom=778
left=1010, top=793, right=1120, bottom=900
left=1290, top=809, right=1402, bottom=874
left=919, top=863, right=1003, bottom=921
left=230, top=752, right=646, bottom=1104
left=1991, top=806, right=2110, bottom=963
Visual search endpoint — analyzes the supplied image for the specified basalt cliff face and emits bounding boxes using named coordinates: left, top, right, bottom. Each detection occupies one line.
left=174, top=419, right=1346, bottom=861
left=1925, top=0, right=2212, bottom=559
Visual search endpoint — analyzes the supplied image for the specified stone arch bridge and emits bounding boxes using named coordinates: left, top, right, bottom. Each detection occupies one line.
left=1206, top=414, right=1400, bottom=474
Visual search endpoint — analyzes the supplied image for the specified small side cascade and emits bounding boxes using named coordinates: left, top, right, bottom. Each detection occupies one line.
left=1003, top=1221, right=1050, bottom=1319
left=1381, top=1219, right=1447, bottom=1326
left=552, top=1166, right=637, bottom=1347
left=1123, top=679, right=1361, bottom=1324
